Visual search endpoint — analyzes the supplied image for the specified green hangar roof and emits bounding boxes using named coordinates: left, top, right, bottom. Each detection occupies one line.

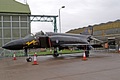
left=0, top=0, right=31, bottom=14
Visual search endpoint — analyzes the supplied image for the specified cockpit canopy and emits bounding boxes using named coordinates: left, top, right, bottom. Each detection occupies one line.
left=23, top=31, right=45, bottom=39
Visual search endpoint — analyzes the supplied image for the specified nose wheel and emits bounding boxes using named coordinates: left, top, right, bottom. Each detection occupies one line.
left=26, top=57, right=32, bottom=62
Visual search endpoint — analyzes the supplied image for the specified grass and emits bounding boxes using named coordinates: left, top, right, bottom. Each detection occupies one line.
left=29, top=49, right=83, bottom=56
left=4, top=51, right=25, bottom=57
left=3, top=49, right=83, bottom=57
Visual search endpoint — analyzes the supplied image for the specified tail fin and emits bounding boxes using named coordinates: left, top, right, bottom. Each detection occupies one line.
left=80, top=27, right=93, bottom=35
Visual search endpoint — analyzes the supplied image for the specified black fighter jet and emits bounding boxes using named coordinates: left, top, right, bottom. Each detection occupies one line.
left=2, top=32, right=103, bottom=62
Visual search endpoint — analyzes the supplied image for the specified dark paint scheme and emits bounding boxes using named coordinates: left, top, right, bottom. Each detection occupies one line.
left=2, top=32, right=103, bottom=57
left=2, top=35, right=39, bottom=50
left=2, top=32, right=103, bottom=60
left=2, top=32, right=93, bottom=50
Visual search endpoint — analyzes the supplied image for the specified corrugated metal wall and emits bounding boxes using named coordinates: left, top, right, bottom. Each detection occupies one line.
left=0, top=14, right=31, bottom=47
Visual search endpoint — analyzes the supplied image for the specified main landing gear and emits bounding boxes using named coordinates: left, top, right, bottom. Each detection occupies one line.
left=53, top=48, right=59, bottom=58
left=85, top=50, right=90, bottom=57
left=84, top=45, right=90, bottom=58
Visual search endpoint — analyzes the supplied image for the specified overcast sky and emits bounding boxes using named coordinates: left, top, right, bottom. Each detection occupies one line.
left=17, top=0, right=120, bottom=33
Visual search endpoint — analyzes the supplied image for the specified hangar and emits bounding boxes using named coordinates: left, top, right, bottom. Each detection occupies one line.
left=67, top=20, right=120, bottom=52
left=0, top=0, right=31, bottom=47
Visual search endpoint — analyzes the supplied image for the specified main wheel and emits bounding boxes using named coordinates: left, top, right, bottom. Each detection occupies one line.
left=53, top=50, right=59, bottom=58
left=85, top=50, right=90, bottom=57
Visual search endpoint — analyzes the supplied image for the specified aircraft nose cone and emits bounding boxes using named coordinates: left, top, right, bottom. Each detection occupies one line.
left=2, top=41, right=15, bottom=50
left=2, top=40, right=23, bottom=50
left=2, top=44, right=8, bottom=49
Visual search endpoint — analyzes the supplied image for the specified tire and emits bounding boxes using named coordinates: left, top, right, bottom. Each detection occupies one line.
left=26, top=57, right=32, bottom=62
left=53, top=50, right=59, bottom=58
left=85, top=51, right=89, bottom=57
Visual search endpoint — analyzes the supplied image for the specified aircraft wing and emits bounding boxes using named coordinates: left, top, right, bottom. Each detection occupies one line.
left=60, top=43, right=103, bottom=48
left=61, top=43, right=90, bottom=46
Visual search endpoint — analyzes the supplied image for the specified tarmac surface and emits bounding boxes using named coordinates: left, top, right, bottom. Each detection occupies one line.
left=0, top=50, right=120, bottom=80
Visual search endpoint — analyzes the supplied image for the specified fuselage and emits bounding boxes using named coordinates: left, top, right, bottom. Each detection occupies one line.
left=2, top=32, right=91, bottom=50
